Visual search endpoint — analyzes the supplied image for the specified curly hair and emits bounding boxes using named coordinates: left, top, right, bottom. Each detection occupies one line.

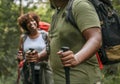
left=18, top=12, right=40, bottom=33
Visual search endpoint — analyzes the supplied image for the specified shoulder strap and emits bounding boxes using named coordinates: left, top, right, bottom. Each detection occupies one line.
left=99, top=0, right=113, bottom=8
left=65, top=0, right=78, bottom=29
left=40, top=31, right=50, bottom=55
left=40, top=31, right=48, bottom=43
left=22, top=34, right=27, bottom=43
left=89, top=0, right=108, bottom=21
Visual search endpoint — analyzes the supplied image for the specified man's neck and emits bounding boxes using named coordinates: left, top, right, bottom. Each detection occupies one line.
left=54, top=0, right=69, bottom=9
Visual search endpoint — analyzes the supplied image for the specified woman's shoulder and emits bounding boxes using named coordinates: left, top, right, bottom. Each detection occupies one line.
left=38, top=29, right=48, bottom=35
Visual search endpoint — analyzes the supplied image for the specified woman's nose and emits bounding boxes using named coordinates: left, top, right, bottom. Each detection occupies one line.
left=30, top=21, right=34, bottom=24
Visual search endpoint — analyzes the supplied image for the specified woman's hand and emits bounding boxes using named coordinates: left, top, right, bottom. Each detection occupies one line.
left=25, top=49, right=39, bottom=63
left=57, top=50, right=79, bottom=67
left=17, top=50, right=24, bottom=62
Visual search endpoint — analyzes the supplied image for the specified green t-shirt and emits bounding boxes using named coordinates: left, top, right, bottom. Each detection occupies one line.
left=49, top=0, right=102, bottom=84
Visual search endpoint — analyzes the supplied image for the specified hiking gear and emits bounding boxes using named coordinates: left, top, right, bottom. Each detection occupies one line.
left=39, top=22, right=50, bottom=32
left=96, top=52, right=104, bottom=70
left=29, top=48, right=35, bottom=84
left=65, top=0, right=120, bottom=65
left=61, top=47, right=70, bottom=84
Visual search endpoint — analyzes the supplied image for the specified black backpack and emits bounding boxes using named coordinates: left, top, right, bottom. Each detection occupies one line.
left=65, top=0, right=120, bottom=65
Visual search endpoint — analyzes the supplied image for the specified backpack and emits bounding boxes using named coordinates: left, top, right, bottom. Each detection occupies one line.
left=39, top=21, right=50, bottom=32
left=65, top=0, right=120, bottom=65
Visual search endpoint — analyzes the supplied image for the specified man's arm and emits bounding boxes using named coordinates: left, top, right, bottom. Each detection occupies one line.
left=58, top=27, right=102, bottom=67
left=75, top=27, right=102, bottom=64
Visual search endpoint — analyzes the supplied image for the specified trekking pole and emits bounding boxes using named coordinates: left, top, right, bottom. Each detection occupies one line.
left=61, top=47, right=70, bottom=84
left=29, top=48, right=35, bottom=84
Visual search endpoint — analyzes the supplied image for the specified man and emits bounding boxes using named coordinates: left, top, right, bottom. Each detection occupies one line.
left=28, top=0, right=103, bottom=84
left=48, top=0, right=102, bottom=84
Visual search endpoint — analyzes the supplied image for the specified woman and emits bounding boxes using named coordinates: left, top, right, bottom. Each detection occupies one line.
left=17, top=12, right=53, bottom=84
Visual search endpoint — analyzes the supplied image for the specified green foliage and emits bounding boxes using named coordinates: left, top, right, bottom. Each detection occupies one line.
left=102, top=63, right=120, bottom=84
left=112, top=0, right=120, bottom=14
left=34, top=4, right=54, bottom=23
left=0, top=0, right=20, bottom=75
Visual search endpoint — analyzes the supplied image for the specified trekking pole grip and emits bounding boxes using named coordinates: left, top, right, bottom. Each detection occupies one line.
left=29, top=48, right=35, bottom=84
left=61, top=46, right=70, bottom=84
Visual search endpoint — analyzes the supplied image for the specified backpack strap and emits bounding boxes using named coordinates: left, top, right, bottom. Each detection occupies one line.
left=99, top=0, right=113, bottom=9
left=40, top=31, right=50, bottom=55
left=40, top=31, right=48, bottom=43
left=96, top=52, right=103, bottom=70
left=65, top=0, right=78, bottom=30
left=22, top=34, right=27, bottom=43
left=89, top=0, right=109, bottom=22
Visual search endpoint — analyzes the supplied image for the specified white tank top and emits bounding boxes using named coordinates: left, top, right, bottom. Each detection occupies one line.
left=23, top=33, right=46, bottom=53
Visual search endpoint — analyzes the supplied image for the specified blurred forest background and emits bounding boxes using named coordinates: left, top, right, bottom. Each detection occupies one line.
left=0, top=0, right=120, bottom=84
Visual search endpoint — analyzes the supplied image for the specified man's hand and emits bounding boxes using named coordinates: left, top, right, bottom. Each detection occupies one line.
left=57, top=50, right=79, bottom=67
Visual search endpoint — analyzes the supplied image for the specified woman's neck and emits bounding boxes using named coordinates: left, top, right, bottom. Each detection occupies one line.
left=28, top=30, right=39, bottom=39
